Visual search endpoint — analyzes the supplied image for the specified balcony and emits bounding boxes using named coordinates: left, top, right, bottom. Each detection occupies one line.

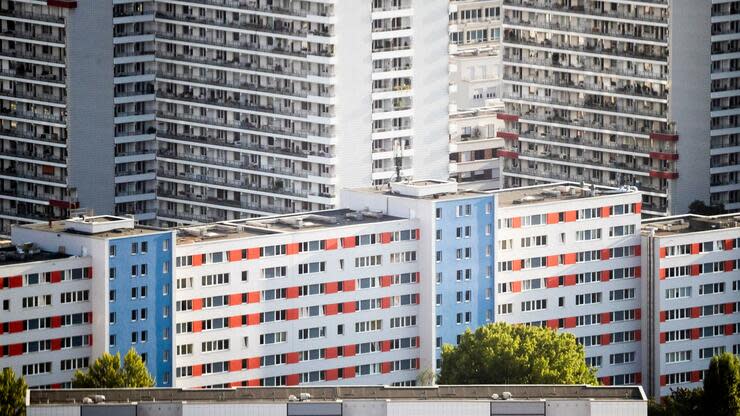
left=0, top=108, right=66, bottom=126
left=0, top=148, right=66, bottom=164
left=157, top=188, right=295, bottom=215
left=504, top=33, right=669, bottom=63
left=156, top=111, right=331, bottom=141
left=506, top=93, right=667, bottom=119
left=0, top=88, right=66, bottom=105
left=0, top=168, right=66, bottom=184
left=516, top=111, right=672, bottom=137
left=517, top=148, right=654, bottom=175
left=504, top=54, right=667, bottom=81
left=0, top=48, right=65, bottom=65
left=503, top=0, right=668, bottom=25
left=157, top=169, right=314, bottom=199
left=156, top=12, right=333, bottom=38
left=156, top=32, right=334, bottom=60
left=0, top=128, right=65, bottom=145
left=0, top=9, right=65, bottom=25
left=504, top=165, right=668, bottom=195
left=157, top=0, right=334, bottom=19
left=156, top=51, right=334, bottom=80
left=503, top=73, right=667, bottom=101
left=158, top=72, right=332, bottom=100
left=1, top=28, right=65, bottom=46
left=503, top=17, right=668, bottom=44
left=517, top=129, right=676, bottom=156
left=157, top=150, right=312, bottom=179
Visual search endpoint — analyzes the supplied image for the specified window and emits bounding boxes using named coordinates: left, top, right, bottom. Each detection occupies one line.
left=522, top=214, right=546, bottom=227
left=201, top=273, right=229, bottom=286
left=609, top=225, right=636, bottom=237
left=609, top=288, right=635, bottom=301
left=260, top=331, right=287, bottom=345
left=300, top=261, right=327, bottom=273
left=521, top=235, right=547, bottom=247
left=609, top=352, right=636, bottom=365
left=665, top=287, right=692, bottom=299
left=521, top=299, right=547, bottom=312
left=576, top=292, right=602, bottom=305
left=110, top=245, right=117, bottom=257
left=141, top=241, right=148, bottom=254
left=497, top=303, right=512, bottom=314
left=108, top=268, right=116, bottom=279
left=699, top=282, right=725, bottom=295
left=355, top=319, right=382, bottom=333
left=262, top=266, right=286, bottom=279
left=390, top=315, right=416, bottom=328
left=576, top=228, right=602, bottom=241
left=131, top=242, right=138, bottom=255
left=297, top=326, right=326, bottom=340
left=665, top=350, right=692, bottom=364
left=577, top=208, right=601, bottom=220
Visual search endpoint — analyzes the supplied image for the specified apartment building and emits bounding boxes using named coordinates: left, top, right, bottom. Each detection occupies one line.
left=343, top=181, right=497, bottom=371
left=154, top=0, right=450, bottom=225
left=641, top=214, right=740, bottom=398
left=9, top=215, right=176, bottom=387
left=0, top=0, right=158, bottom=236
left=709, top=1, right=740, bottom=211
left=500, top=0, right=712, bottom=216
left=448, top=0, right=504, bottom=190
left=25, top=385, right=649, bottom=416
left=491, top=184, right=644, bottom=385
left=0, top=244, right=93, bottom=389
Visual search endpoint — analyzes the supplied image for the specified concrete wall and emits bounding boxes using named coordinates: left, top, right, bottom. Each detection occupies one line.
left=669, top=0, right=712, bottom=213
left=65, top=0, right=115, bottom=215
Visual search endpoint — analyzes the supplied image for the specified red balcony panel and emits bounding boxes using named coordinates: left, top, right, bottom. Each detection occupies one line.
left=51, top=271, right=63, bottom=283
left=191, top=254, right=203, bottom=267
left=649, top=151, right=679, bottom=161
left=649, top=170, right=679, bottom=180
left=286, top=374, right=299, bottom=386
left=286, top=308, right=299, bottom=320
left=325, top=281, right=338, bottom=294
left=9, top=343, right=23, bottom=356
left=343, top=366, right=356, bottom=379
left=635, top=309, right=641, bottom=319
left=497, top=113, right=520, bottom=122
left=601, top=334, right=611, bottom=346
left=343, top=301, right=356, bottom=313
left=381, top=362, right=391, bottom=374
left=725, top=260, right=735, bottom=272
left=324, top=304, right=338, bottom=316
left=601, top=377, right=612, bottom=386
left=325, top=238, right=338, bottom=250
left=325, top=347, right=338, bottom=359
left=512, top=260, right=522, bottom=271
left=690, top=371, right=701, bottom=383
left=229, top=294, right=241, bottom=306
left=246, top=248, right=260, bottom=260
left=690, top=307, right=701, bottom=319
left=510, top=281, right=521, bottom=293
left=546, top=255, right=559, bottom=267
left=192, top=298, right=202, bottom=310
left=564, top=317, right=576, bottom=328
left=601, top=313, right=611, bottom=325
left=600, top=249, right=611, bottom=261
left=380, top=232, right=392, bottom=244
left=230, top=381, right=242, bottom=388
left=247, top=313, right=260, bottom=325
left=247, top=379, right=260, bottom=387
left=343, top=344, right=356, bottom=357
left=286, top=287, right=299, bottom=299
left=247, top=291, right=260, bottom=303
left=546, top=212, right=559, bottom=224
left=659, top=268, right=667, bottom=280
left=660, top=311, right=666, bottom=322
left=228, top=316, right=241, bottom=328
left=725, top=303, right=735, bottom=315
left=229, top=359, right=242, bottom=372
left=660, top=375, right=667, bottom=386
left=564, top=211, right=577, bottom=222
left=564, top=275, right=577, bottom=286
left=9, top=321, right=23, bottom=333
left=286, top=352, right=300, bottom=364
left=51, top=316, right=61, bottom=328
left=228, top=249, right=242, bottom=262
left=601, top=206, right=610, bottom=218
left=497, top=150, right=519, bottom=159
left=691, top=243, right=700, bottom=255
left=600, top=270, right=610, bottom=282
left=192, top=366, right=202, bottom=377
left=634, top=245, right=641, bottom=256
left=325, top=369, right=338, bottom=381
left=247, top=357, right=260, bottom=369
left=381, top=297, right=391, bottom=309
left=545, top=277, right=559, bottom=288
left=342, top=237, right=356, bottom=249
left=343, top=279, right=356, bottom=292
left=659, top=247, right=667, bottom=258
left=726, top=324, right=736, bottom=336
left=691, top=328, right=700, bottom=340
left=512, top=217, right=521, bottom=228
left=546, top=320, right=558, bottom=330
left=635, top=330, right=641, bottom=341
left=380, top=275, right=392, bottom=287
left=415, top=229, right=421, bottom=240
left=496, top=131, right=519, bottom=141
left=8, top=276, right=22, bottom=288
left=659, top=332, right=666, bottom=344
left=634, top=203, right=642, bottom=214
left=725, top=239, right=736, bottom=251
left=47, top=0, right=77, bottom=8
left=564, top=253, right=577, bottom=264
left=50, top=339, right=61, bottom=351
left=650, top=132, right=679, bottom=142
left=286, top=243, right=299, bottom=255
left=193, top=321, right=202, bottom=333
left=690, top=264, right=701, bottom=276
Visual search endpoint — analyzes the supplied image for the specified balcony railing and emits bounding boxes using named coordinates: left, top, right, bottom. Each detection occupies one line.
left=156, top=51, right=334, bottom=79
left=156, top=12, right=333, bottom=38
left=157, top=150, right=313, bottom=178
left=505, top=33, right=668, bottom=62
left=157, top=188, right=295, bottom=214
left=503, top=0, right=668, bottom=24
left=503, top=73, right=667, bottom=101
left=504, top=54, right=667, bottom=81
left=507, top=93, right=667, bottom=119
left=157, top=169, right=313, bottom=199
left=157, top=0, right=334, bottom=19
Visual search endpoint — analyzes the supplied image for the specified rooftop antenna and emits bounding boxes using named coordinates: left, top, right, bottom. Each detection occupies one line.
left=393, top=138, right=403, bottom=183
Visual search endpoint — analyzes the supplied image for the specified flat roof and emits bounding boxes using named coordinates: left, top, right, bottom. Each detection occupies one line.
left=642, top=214, right=740, bottom=236
left=176, top=209, right=405, bottom=245
left=16, top=221, right=167, bottom=239
left=352, top=183, right=489, bottom=201
left=0, top=244, right=70, bottom=267
left=29, top=385, right=646, bottom=405
left=492, top=183, right=639, bottom=208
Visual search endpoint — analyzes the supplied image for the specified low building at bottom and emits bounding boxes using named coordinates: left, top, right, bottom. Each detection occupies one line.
left=26, top=385, right=648, bottom=416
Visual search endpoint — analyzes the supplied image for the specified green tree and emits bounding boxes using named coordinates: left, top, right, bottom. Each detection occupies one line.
left=688, top=200, right=726, bottom=216
left=72, top=349, right=154, bottom=388
left=703, top=352, right=740, bottom=416
left=438, top=323, right=598, bottom=385
left=648, top=388, right=703, bottom=416
left=0, top=368, right=27, bottom=416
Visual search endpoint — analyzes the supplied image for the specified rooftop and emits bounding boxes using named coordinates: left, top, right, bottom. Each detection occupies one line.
left=642, top=214, right=740, bottom=236
left=353, top=180, right=489, bottom=201
left=176, top=209, right=404, bottom=245
left=29, top=385, right=646, bottom=405
left=0, top=243, right=69, bottom=267
left=493, top=183, right=640, bottom=208
left=17, top=216, right=167, bottom=239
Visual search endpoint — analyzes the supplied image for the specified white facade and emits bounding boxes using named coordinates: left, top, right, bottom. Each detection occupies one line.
left=500, top=0, right=716, bottom=216
left=154, top=0, right=450, bottom=225
left=448, top=0, right=504, bottom=190
left=491, top=184, right=644, bottom=385
left=0, top=249, right=93, bottom=389
left=170, top=212, right=423, bottom=388
left=641, top=214, right=740, bottom=397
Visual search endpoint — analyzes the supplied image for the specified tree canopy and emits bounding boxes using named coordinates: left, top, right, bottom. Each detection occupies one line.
left=0, top=368, right=27, bottom=416
left=703, top=352, right=740, bottom=416
left=438, top=323, right=598, bottom=385
left=72, top=349, right=154, bottom=388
